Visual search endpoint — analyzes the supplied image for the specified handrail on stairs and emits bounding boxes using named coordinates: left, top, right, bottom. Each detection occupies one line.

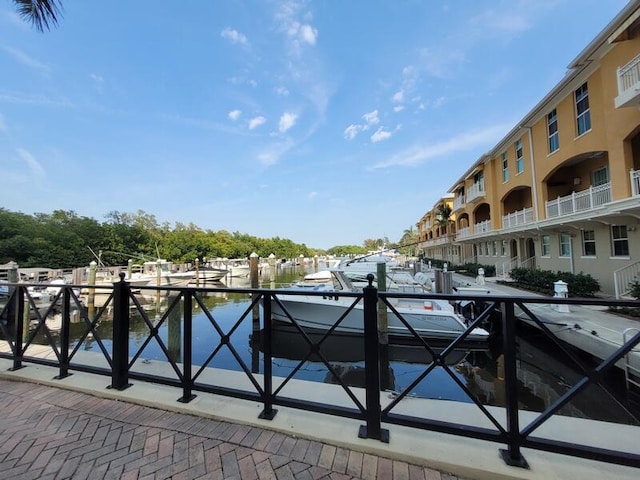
left=614, top=261, right=640, bottom=299
left=623, top=328, right=640, bottom=392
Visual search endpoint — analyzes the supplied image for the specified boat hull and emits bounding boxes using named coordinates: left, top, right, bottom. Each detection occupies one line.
left=271, top=295, right=488, bottom=342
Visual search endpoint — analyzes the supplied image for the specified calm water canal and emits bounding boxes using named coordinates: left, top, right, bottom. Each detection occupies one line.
left=28, top=266, right=640, bottom=425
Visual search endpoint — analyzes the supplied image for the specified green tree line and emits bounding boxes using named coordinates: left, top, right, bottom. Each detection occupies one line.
left=0, top=208, right=418, bottom=269
left=0, top=208, right=322, bottom=269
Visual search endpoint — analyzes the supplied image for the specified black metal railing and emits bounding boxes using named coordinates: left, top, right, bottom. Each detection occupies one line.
left=1, top=275, right=639, bottom=470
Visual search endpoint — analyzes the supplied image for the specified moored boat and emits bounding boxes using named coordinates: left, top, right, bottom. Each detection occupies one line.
left=127, top=259, right=195, bottom=287
left=271, top=270, right=489, bottom=342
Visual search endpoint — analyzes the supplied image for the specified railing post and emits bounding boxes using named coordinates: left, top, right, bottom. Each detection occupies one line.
left=631, top=169, right=640, bottom=197
left=259, top=293, right=277, bottom=420
left=110, top=273, right=131, bottom=390
left=359, top=274, right=389, bottom=442
left=179, top=291, right=196, bottom=403
left=617, top=65, right=624, bottom=94
left=54, top=287, right=72, bottom=379
left=499, top=300, right=528, bottom=468
left=9, top=285, right=26, bottom=371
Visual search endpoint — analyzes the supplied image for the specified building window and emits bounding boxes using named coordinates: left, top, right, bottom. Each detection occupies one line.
left=515, top=139, right=524, bottom=174
left=493, top=241, right=498, bottom=256
left=547, top=109, right=559, bottom=153
left=502, top=152, right=508, bottom=182
left=575, top=83, right=591, bottom=136
left=611, top=225, right=629, bottom=257
left=541, top=235, right=550, bottom=256
left=559, top=233, right=571, bottom=257
left=592, top=167, right=608, bottom=186
left=501, top=240, right=507, bottom=256
left=474, top=170, right=484, bottom=191
left=582, top=230, right=596, bottom=256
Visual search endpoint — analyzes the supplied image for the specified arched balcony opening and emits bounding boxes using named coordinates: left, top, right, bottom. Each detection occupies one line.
left=543, top=151, right=610, bottom=219
left=473, top=203, right=491, bottom=234
left=501, top=186, right=534, bottom=229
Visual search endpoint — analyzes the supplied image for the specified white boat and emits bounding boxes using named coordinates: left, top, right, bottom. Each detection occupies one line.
left=225, top=260, right=250, bottom=278
left=127, top=260, right=195, bottom=287
left=296, top=269, right=431, bottom=295
left=337, top=251, right=400, bottom=273
left=83, top=267, right=153, bottom=291
left=271, top=270, right=489, bottom=342
left=335, top=251, right=431, bottom=291
left=189, top=266, right=228, bottom=283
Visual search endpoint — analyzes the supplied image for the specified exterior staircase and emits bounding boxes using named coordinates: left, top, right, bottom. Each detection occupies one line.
left=614, top=261, right=640, bottom=299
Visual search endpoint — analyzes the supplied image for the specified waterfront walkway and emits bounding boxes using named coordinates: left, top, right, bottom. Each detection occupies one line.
left=1, top=276, right=639, bottom=479
left=0, top=377, right=464, bottom=480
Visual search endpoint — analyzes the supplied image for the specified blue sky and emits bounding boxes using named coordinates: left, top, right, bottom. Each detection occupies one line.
left=0, top=0, right=630, bottom=249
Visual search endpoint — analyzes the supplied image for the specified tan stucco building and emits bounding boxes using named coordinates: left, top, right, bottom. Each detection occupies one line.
left=417, top=0, right=640, bottom=297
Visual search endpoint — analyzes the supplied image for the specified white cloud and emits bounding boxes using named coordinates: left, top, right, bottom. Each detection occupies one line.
left=372, top=123, right=510, bottom=169
left=470, top=10, right=532, bottom=35
left=344, top=110, right=382, bottom=140
left=299, top=24, right=318, bottom=45
left=392, top=91, right=404, bottom=103
left=257, top=138, right=294, bottom=166
left=362, top=110, right=379, bottom=127
left=393, top=105, right=405, bottom=113
left=229, top=76, right=258, bottom=88
left=275, top=86, right=289, bottom=96
left=371, top=127, right=392, bottom=143
left=221, top=27, right=249, bottom=46
left=432, top=96, right=446, bottom=108
left=248, top=116, right=266, bottom=129
left=89, top=73, right=104, bottom=93
left=1, top=45, right=49, bottom=74
left=344, top=124, right=361, bottom=140
left=418, top=47, right=467, bottom=79
left=258, top=152, right=277, bottom=166
left=228, top=109, right=242, bottom=121
left=0, top=91, right=74, bottom=108
left=16, top=148, right=45, bottom=176
left=308, top=191, right=318, bottom=199
left=285, top=21, right=317, bottom=46
left=279, top=112, right=298, bottom=133
left=275, top=2, right=318, bottom=57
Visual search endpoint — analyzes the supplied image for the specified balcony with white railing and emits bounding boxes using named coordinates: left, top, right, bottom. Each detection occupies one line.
left=474, top=219, right=492, bottom=234
left=631, top=169, right=640, bottom=196
left=434, top=236, right=451, bottom=246
left=545, top=182, right=611, bottom=218
left=615, top=53, right=640, bottom=109
left=466, top=181, right=485, bottom=202
left=453, top=195, right=466, bottom=211
left=502, top=207, right=534, bottom=229
left=456, top=226, right=470, bottom=239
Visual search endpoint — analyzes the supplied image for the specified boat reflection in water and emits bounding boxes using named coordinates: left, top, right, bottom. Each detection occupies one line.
left=253, top=321, right=487, bottom=393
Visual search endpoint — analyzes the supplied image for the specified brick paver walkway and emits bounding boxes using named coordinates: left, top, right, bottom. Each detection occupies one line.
left=0, top=379, right=467, bottom=480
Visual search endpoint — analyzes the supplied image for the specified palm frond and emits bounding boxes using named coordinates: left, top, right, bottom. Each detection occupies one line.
left=13, top=0, right=63, bottom=32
